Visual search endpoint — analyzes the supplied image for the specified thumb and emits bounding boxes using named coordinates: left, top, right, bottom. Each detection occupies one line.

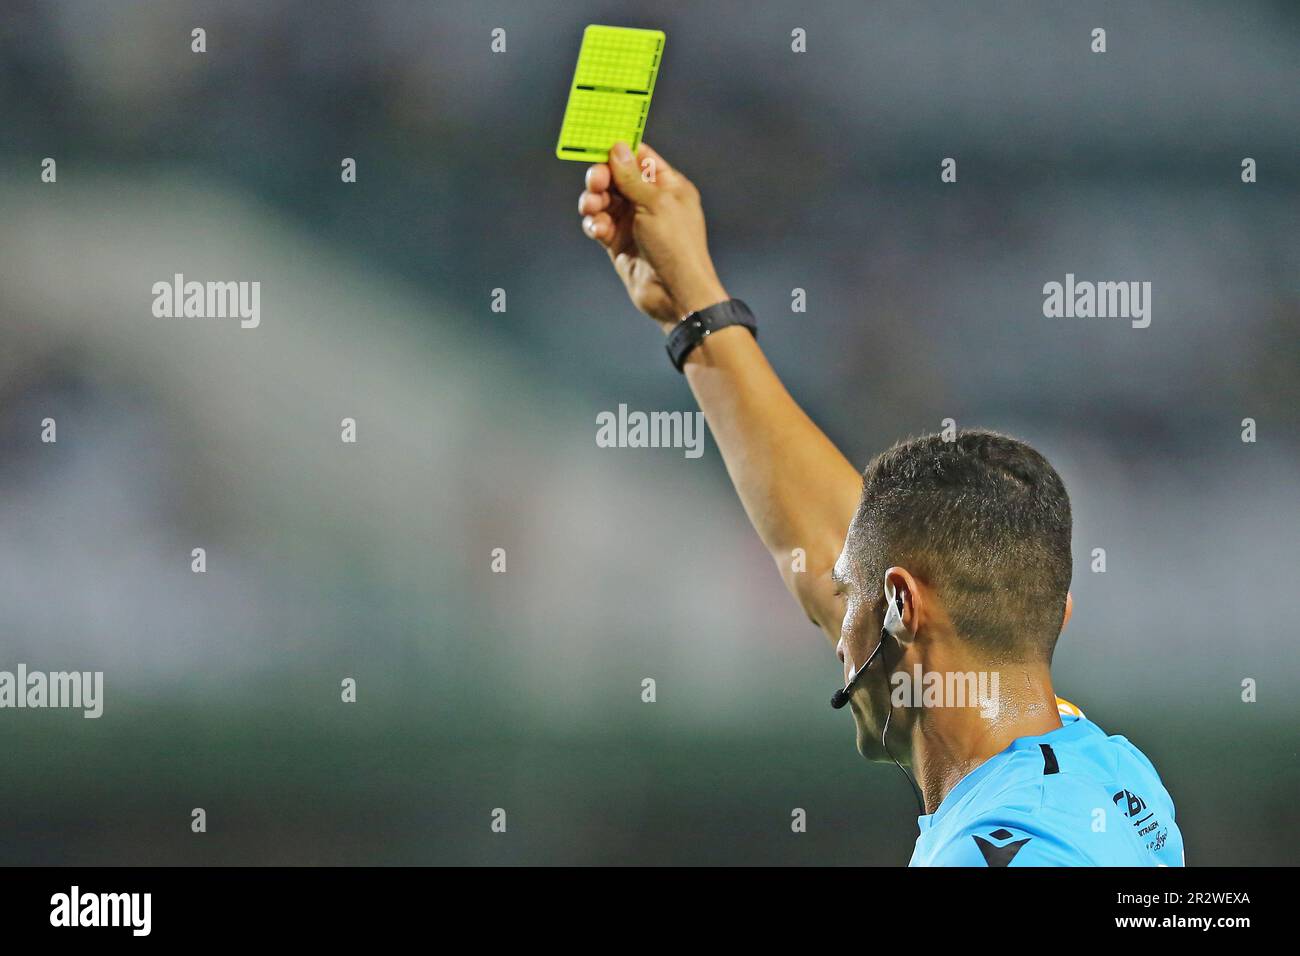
left=608, top=141, right=657, bottom=205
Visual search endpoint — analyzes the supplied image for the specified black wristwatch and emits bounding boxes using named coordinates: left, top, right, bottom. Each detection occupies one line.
left=665, top=298, right=756, bottom=372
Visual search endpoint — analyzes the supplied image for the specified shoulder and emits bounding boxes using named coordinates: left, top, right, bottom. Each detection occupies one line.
left=922, top=736, right=1146, bottom=867
left=919, top=765, right=1107, bottom=867
left=925, top=814, right=1096, bottom=867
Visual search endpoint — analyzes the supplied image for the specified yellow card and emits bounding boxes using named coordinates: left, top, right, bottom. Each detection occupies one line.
left=556, top=25, right=665, bottom=162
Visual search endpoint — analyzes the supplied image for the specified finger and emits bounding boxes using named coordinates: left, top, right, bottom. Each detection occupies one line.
left=585, top=163, right=611, bottom=192
left=612, top=251, right=635, bottom=286
left=613, top=251, right=634, bottom=283
left=632, top=141, right=680, bottom=188
left=607, top=141, right=656, bottom=204
left=578, top=189, right=611, bottom=216
left=582, top=211, right=616, bottom=244
left=579, top=187, right=630, bottom=219
left=590, top=206, right=635, bottom=259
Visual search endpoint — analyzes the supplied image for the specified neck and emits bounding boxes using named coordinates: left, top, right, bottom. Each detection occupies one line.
left=906, top=660, right=1061, bottom=815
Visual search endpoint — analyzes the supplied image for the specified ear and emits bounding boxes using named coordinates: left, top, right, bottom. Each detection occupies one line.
left=1061, top=591, right=1074, bottom=632
left=883, top=566, right=923, bottom=643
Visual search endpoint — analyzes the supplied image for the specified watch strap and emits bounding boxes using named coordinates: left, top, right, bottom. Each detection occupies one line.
left=665, top=298, right=756, bottom=372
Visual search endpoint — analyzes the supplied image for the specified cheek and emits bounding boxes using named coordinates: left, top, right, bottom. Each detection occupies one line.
left=843, top=603, right=875, bottom=662
left=849, top=689, right=887, bottom=759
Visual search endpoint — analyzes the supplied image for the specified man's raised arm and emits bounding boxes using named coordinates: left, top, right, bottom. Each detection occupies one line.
left=577, top=141, right=862, bottom=641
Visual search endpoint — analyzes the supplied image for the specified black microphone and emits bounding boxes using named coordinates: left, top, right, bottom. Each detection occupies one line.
left=830, top=631, right=887, bottom=709
left=828, top=592, right=926, bottom=815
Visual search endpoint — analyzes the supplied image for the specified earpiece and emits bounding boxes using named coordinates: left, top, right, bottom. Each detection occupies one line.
left=883, top=583, right=912, bottom=645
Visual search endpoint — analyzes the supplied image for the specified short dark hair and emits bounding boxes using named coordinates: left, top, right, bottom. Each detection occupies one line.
left=853, top=429, right=1072, bottom=662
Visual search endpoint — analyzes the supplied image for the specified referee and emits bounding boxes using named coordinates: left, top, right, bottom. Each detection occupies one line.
left=576, top=141, right=1183, bottom=866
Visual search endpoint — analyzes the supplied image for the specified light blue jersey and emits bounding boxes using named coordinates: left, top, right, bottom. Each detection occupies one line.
left=910, top=706, right=1183, bottom=866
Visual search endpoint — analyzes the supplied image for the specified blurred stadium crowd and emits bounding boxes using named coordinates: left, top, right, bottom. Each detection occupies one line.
left=0, top=1, right=1295, bottom=864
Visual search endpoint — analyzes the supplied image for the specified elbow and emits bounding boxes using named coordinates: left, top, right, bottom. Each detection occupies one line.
left=774, top=553, right=841, bottom=637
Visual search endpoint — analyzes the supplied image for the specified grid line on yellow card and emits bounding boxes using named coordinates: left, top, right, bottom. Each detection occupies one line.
left=556, top=25, right=665, bottom=162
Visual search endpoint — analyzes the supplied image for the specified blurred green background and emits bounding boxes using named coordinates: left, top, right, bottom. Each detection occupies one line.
left=0, top=0, right=1296, bottom=864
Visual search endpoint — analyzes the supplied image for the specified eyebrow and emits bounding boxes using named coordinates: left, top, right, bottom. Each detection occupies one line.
left=830, top=566, right=850, bottom=589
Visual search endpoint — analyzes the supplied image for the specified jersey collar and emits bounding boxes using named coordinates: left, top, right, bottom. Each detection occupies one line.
left=917, top=716, right=1092, bottom=832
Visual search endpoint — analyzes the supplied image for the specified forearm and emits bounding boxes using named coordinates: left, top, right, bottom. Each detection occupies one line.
left=574, top=144, right=861, bottom=637
left=679, top=321, right=862, bottom=638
